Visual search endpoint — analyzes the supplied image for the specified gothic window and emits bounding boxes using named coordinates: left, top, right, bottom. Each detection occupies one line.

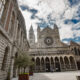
left=78, top=49, right=80, bottom=56
left=74, top=47, right=78, bottom=55
left=0, top=0, right=5, bottom=19
left=69, top=56, right=76, bottom=69
left=9, top=12, right=15, bottom=37
left=36, top=57, right=40, bottom=71
left=1, top=46, right=9, bottom=71
left=60, top=57, right=64, bottom=69
left=64, top=56, right=70, bottom=69
left=17, top=26, right=20, bottom=40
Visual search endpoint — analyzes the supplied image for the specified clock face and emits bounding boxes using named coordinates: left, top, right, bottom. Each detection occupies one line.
left=44, top=37, right=53, bottom=46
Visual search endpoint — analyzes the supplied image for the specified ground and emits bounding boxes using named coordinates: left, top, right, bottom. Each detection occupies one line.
left=12, top=71, right=80, bottom=80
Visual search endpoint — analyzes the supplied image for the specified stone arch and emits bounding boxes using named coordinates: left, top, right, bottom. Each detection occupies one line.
left=1, top=46, right=10, bottom=71
left=50, top=57, right=54, bottom=71
left=64, top=56, right=70, bottom=69
left=13, top=52, right=18, bottom=77
left=41, top=57, right=45, bottom=71
left=36, top=57, right=40, bottom=71
left=60, top=57, right=65, bottom=70
left=78, top=49, right=80, bottom=56
left=69, top=56, right=76, bottom=69
left=45, top=57, right=50, bottom=72
left=32, top=57, right=35, bottom=62
left=74, top=47, right=78, bottom=55
left=9, top=11, right=15, bottom=37
left=55, top=57, right=61, bottom=72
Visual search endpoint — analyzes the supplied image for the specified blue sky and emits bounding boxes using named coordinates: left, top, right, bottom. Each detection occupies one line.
left=18, top=0, right=80, bottom=43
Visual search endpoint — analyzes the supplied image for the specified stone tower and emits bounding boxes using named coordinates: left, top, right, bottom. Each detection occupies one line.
left=29, top=25, right=35, bottom=47
left=37, top=26, right=41, bottom=41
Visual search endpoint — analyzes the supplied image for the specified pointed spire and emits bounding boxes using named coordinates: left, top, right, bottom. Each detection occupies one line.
left=37, top=25, right=40, bottom=31
left=54, top=24, right=58, bottom=29
left=29, top=25, right=34, bottom=32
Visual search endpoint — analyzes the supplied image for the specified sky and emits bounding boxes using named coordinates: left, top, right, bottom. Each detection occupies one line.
left=17, top=0, right=80, bottom=43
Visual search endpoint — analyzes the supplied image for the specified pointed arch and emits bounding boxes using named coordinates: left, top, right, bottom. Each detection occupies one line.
left=69, top=56, right=76, bottom=69
left=36, top=57, right=40, bottom=71
left=60, top=57, right=64, bottom=70
left=1, top=46, right=10, bottom=71
left=64, top=56, right=70, bottom=69
left=55, top=57, right=61, bottom=72
left=45, top=57, right=50, bottom=72
left=41, top=57, right=45, bottom=71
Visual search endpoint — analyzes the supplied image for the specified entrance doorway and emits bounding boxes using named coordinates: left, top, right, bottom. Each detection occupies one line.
left=55, top=57, right=61, bottom=72
left=45, top=57, right=50, bottom=72
left=46, top=63, right=50, bottom=72
left=55, top=62, right=61, bottom=72
left=77, top=61, right=80, bottom=70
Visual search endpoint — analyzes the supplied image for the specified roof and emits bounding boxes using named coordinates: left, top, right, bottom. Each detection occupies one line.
left=70, top=41, right=80, bottom=46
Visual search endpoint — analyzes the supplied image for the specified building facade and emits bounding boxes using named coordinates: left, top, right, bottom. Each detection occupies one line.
left=0, top=0, right=29, bottom=80
left=29, top=24, right=80, bottom=72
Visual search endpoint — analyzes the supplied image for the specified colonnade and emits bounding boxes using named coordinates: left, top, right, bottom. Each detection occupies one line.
left=32, top=56, right=77, bottom=72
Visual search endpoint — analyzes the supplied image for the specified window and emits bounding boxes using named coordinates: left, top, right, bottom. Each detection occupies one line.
left=1, top=46, right=9, bottom=71
left=0, top=0, right=5, bottom=19
left=9, top=12, right=15, bottom=37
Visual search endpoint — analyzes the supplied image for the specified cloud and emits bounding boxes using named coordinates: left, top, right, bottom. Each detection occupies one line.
left=18, top=0, right=80, bottom=43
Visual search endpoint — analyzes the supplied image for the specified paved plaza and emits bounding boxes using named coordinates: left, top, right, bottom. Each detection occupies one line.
left=12, top=71, right=80, bottom=80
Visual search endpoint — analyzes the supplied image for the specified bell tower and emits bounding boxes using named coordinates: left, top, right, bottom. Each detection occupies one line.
left=37, top=26, right=40, bottom=41
left=54, top=24, right=60, bottom=40
left=29, top=25, right=35, bottom=47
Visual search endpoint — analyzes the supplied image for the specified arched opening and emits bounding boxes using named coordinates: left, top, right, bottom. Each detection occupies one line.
left=77, top=61, right=80, bottom=70
left=60, top=57, right=64, bottom=70
left=74, top=47, right=78, bottom=55
left=36, top=57, right=40, bottom=72
left=31, top=58, right=35, bottom=71
left=1, top=46, right=9, bottom=71
left=64, top=57, right=70, bottom=70
left=9, top=12, right=15, bottom=37
left=78, top=49, right=80, bottom=56
left=79, top=49, right=80, bottom=56
left=13, top=52, right=18, bottom=78
left=69, top=56, right=76, bottom=69
left=41, top=57, right=45, bottom=71
left=45, top=57, right=50, bottom=72
left=55, top=57, right=61, bottom=72
left=50, top=57, right=54, bottom=72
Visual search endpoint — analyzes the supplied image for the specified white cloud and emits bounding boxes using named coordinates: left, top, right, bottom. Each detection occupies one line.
left=18, top=0, right=80, bottom=43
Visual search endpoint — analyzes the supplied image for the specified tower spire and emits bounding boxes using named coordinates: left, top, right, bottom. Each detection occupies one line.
left=29, top=25, right=35, bottom=47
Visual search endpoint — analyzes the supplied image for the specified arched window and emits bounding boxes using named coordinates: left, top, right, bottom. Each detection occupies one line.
left=1, top=46, right=9, bottom=71
left=0, top=0, right=6, bottom=19
left=55, top=57, right=61, bottom=72
left=69, top=56, right=76, bottom=69
left=41, top=57, right=44, bottom=65
left=32, top=58, right=35, bottom=62
left=60, top=57, right=64, bottom=69
left=36, top=57, right=40, bottom=71
left=74, top=47, right=78, bottom=55
left=13, top=52, right=18, bottom=77
left=78, top=49, right=80, bottom=56
left=45, top=57, right=50, bottom=72
left=41, top=57, right=44, bottom=71
left=9, top=12, right=15, bottom=37
left=64, top=56, right=70, bottom=69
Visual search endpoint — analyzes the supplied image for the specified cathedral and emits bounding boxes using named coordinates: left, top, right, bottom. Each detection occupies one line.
left=29, top=24, right=80, bottom=72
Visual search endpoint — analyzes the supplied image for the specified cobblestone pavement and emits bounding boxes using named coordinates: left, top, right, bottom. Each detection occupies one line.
left=30, top=71, right=80, bottom=80
left=12, top=71, right=80, bottom=80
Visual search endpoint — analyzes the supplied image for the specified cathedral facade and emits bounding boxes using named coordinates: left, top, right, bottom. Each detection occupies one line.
left=29, top=24, right=80, bottom=72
